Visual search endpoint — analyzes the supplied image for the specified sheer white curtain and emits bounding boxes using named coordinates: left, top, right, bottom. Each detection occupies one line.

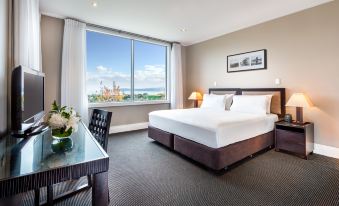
left=61, top=19, right=88, bottom=124
left=13, top=0, right=41, bottom=70
left=170, top=43, right=184, bottom=109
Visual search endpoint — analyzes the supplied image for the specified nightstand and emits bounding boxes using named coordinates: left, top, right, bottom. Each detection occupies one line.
left=275, top=121, right=314, bottom=159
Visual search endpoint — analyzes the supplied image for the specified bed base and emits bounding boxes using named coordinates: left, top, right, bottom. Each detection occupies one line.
left=148, top=126, right=274, bottom=170
left=148, top=126, right=174, bottom=148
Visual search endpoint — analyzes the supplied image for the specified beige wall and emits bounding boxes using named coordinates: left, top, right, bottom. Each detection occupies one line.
left=41, top=15, right=64, bottom=110
left=181, top=46, right=187, bottom=103
left=0, top=0, right=8, bottom=136
left=41, top=15, right=170, bottom=127
left=98, top=103, right=169, bottom=125
left=186, top=1, right=339, bottom=148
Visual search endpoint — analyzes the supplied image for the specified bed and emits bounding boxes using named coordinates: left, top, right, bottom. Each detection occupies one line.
left=148, top=88, right=285, bottom=170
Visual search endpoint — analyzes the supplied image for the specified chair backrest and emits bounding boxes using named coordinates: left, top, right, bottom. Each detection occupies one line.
left=88, top=109, right=112, bottom=151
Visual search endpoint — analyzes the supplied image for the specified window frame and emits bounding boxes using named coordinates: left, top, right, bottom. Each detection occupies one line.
left=86, top=26, right=171, bottom=108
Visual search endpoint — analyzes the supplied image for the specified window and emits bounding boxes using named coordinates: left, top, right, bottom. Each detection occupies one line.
left=86, top=30, right=169, bottom=106
left=134, top=40, right=167, bottom=101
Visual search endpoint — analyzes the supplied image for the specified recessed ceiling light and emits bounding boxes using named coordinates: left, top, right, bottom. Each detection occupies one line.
left=179, top=28, right=187, bottom=32
left=92, top=1, right=98, bottom=7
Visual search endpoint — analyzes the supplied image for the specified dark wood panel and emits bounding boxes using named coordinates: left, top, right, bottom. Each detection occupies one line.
left=148, top=126, right=174, bottom=149
left=92, top=171, right=109, bottom=206
left=276, top=129, right=305, bottom=155
left=275, top=122, right=314, bottom=159
left=173, top=131, right=274, bottom=170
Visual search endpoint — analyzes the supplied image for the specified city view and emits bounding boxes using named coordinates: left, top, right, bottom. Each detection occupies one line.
left=87, top=80, right=166, bottom=103
left=86, top=31, right=167, bottom=103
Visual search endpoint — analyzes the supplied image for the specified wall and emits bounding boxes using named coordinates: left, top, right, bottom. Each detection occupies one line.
left=100, top=103, right=169, bottom=126
left=0, top=0, right=8, bottom=136
left=41, top=15, right=64, bottom=109
left=41, top=15, right=170, bottom=127
left=186, top=1, right=339, bottom=148
left=181, top=46, right=187, bottom=103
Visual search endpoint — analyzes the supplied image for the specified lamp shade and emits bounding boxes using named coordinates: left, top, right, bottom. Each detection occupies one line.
left=286, top=93, right=313, bottom=108
left=188, top=92, right=203, bottom=100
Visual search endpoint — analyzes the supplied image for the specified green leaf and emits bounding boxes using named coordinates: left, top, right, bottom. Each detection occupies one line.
left=52, top=128, right=72, bottom=138
left=51, top=101, right=59, bottom=111
left=61, top=111, right=70, bottom=119
left=65, top=127, right=73, bottom=134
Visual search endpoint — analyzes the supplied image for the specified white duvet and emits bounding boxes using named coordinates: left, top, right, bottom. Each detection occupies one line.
left=149, top=108, right=278, bottom=148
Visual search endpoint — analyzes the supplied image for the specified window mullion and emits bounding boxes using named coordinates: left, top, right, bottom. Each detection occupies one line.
left=166, top=47, right=169, bottom=101
left=131, top=40, right=135, bottom=102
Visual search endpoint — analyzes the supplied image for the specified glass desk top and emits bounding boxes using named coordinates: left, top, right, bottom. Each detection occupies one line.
left=0, top=122, right=108, bottom=180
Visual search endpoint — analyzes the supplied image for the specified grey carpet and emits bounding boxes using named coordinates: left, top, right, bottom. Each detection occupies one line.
left=22, top=129, right=339, bottom=206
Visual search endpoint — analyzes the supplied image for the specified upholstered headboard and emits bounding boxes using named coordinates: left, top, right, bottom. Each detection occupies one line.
left=209, top=88, right=286, bottom=117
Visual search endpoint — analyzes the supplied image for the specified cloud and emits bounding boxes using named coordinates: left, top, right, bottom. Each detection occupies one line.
left=134, top=65, right=165, bottom=82
left=92, top=65, right=130, bottom=78
left=87, top=65, right=131, bottom=94
left=96, top=65, right=109, bottom=72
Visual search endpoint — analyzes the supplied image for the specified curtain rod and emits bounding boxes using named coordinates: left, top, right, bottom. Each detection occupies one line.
left=65, top=18, right=179, bottom=45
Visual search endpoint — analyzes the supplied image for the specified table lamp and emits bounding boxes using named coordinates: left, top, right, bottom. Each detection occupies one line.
left=188, top=92, right=203, bottom=108
left=286, top=93, right=313, bottom=124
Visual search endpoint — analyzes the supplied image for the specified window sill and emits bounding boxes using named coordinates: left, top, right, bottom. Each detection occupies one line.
left=88, top=100, right=170, bottom=108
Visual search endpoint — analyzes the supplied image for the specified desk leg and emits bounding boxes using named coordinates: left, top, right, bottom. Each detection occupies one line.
left=92, top=171, right=108, bottom=206
left=34, top=188, right=40, bottom=206
left=47, top=185, right=53, bottom=206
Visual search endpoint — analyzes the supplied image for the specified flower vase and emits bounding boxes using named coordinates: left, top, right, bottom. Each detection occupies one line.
left=51, top=137, right=73, bottom=153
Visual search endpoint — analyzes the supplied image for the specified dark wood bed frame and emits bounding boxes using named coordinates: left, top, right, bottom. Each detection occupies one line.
left=148, top=88, right=285, bottom=171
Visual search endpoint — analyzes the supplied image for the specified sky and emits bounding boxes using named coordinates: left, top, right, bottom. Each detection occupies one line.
left=86, top=31, right=167, bottom=95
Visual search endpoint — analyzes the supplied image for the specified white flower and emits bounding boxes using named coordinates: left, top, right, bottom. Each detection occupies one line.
left=66, top=115, right=80, bottom=132
left=49, top=113, right=67, bottom=129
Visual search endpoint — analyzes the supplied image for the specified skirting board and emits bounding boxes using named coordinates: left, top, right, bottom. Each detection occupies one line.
left=109, top=122, right=149, bottom=134
left=314, top=143, right=339, bottom=159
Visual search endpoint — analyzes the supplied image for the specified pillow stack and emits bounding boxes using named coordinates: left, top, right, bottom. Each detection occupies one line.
left=200, top=94, right=234, bottom=110
left=199, top=93, right=273, bottom=115
left=230, top=95, right=273, bottom=115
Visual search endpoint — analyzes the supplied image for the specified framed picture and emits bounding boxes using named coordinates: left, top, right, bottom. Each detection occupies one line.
left=227, top=49, right=267, bottom=73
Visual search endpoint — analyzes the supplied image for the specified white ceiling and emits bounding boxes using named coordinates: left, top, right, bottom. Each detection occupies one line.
left=40, top=0, right=332, bottom=46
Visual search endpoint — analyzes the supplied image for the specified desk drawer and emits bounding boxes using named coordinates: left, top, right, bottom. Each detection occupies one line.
left=276, top=129, right=305, bottom=154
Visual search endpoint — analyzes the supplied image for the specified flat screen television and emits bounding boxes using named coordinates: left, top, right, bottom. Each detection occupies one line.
left=11, top=65, right=45, bottom=135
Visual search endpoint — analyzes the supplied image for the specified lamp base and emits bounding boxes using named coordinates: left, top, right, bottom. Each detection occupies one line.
left=296, top=107, right=303, bottom=124
left=193, top=100, right=198, bottom=108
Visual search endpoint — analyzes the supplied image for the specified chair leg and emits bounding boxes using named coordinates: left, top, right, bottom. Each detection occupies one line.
left=34, top=188, right=40, bottom=206
left=47, top=185, right=53, bottom=206
left=87, top=175, right=92, bottom=187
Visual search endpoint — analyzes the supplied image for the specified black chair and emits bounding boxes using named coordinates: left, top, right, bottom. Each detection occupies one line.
left=88, top=109, right=112, bottom=151
left=35, top=109, right=112, bottom=205
left=86, top=109, right=112, bottom=187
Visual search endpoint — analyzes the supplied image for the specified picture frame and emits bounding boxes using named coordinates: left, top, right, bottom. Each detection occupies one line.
left=227, top=49, right=267, bottom=73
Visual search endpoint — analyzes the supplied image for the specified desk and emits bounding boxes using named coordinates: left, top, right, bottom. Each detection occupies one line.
left=0, top=122, right=109, bottom=205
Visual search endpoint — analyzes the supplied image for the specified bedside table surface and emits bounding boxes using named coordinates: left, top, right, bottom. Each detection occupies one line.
left=275, top=121, right=313, bottom=129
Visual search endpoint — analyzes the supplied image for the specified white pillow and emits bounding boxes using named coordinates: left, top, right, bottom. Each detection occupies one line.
left=265, top=95, right=273, bottom=114
left=200, top=94, right=226, bottom=110
left=211, top=93, right=234, bottom=110
left=230, top=95, right=268, bottom=115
